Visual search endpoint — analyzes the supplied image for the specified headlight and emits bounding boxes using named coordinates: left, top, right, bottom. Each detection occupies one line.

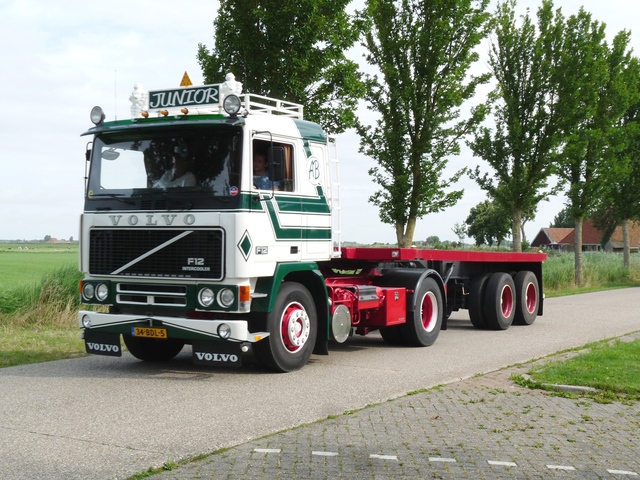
left=96, top=283, right=109, bottom=301
left=223, top=94, right=241, bottom=115
left=218, top=288, right=235, bottom=308
left=82, top=283, right=95, bottom=300
left=199, top=288, right=215, bottom=307
left=90, top=106, right=105, bottom=125
left=217, top=323, right=232, bottom=340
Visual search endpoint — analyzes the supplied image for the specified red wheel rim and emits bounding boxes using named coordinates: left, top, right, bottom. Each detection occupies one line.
left=525, top=282, right=537, bottom=314
left=279, top=302, right=311, bottom=353
left=500, top=285, right=514, bottom=318
left=421, top=291, right=438, bottom=333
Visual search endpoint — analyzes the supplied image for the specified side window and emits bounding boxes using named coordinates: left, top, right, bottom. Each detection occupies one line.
left=281, top=144, right=294, bottom=192
left=252, top=140, right=294, bottom=192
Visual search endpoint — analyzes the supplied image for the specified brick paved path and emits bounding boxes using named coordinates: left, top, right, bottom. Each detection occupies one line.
left=151, top=363, right=640, bottom=479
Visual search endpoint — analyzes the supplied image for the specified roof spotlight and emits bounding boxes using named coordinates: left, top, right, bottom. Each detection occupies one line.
left=90, top=106, right=105, bottom=126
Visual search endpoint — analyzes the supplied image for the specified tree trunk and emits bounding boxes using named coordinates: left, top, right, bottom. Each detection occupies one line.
left=512, top=209, right=522, bottom=252
left=622, top=219, right=630, bottom=269
left=396, top=217, right=417, bottom=248
left=574, top=217, right=583, bottom=286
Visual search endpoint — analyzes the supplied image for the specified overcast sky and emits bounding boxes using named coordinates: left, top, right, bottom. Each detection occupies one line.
left=0, top=0, right=638, bottom=244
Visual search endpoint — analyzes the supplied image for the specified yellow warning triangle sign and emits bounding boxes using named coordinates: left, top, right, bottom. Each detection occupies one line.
left=180, top=71, right=193, bottom=87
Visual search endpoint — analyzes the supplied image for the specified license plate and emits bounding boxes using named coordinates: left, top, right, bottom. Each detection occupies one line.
left=132, top=326, right=167, bottom=339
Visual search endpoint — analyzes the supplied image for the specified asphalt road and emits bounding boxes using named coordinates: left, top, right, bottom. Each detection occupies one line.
left=1, top=288, right=639, bottom=480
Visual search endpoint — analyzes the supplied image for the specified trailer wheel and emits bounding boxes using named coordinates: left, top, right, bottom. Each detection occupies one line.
left=122, top=335, right=185, bottom=362
left=401, top=277, right=443, bottom=347
left=468, top=274, right=491, bottom=329
left=253, top=282, right=317, bottom=372
left=484, top=272, right=516, bottom=330
left=513, top=271, right=539, bottom=325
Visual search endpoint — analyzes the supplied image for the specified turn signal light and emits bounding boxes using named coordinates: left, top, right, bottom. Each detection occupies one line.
left=240, top=285, right=251, bottom=303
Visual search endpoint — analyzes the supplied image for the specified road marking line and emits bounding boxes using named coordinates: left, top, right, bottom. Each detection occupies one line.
left=312, top=451, right=339, bottom=457
left=370, top=454, right=398, bottom=461
left=253, top=448, right=281, bottom=453
left=547, top=465, right=576, bottom=471
left=607, top=470, right=638, bottom=476
left=429, top=457, right=457, bottom=463
left=488, top=460, right=517, bottom=467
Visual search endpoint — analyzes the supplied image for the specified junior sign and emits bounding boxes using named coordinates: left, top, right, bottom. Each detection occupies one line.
left=148, top=85, right=220, bottom=109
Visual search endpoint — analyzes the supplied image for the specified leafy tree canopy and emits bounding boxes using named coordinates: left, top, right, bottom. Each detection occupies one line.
left=197, top=0, right=363, bottom=134
left=465, top=199, right=511, bottom=247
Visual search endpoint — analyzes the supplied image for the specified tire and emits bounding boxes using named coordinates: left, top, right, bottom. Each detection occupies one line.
left=468, top=274, right=491, bottom=329
left=380, top=325, right=404, bottom=345
left=122, top=335, right=185, bottom=362
left=513, top=271, right=539, bottom=326
left=253, top=282, right=317, bottom=372
left=400, top=277, right=443, bottom=347
left=484, top=272, right=516, bottom=330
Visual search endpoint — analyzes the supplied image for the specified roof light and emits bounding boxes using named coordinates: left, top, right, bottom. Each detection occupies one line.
left=140, top=111, right=149, bottom=118
left=90, top=106, right=105, bottom=126
left=180, top=107, right=189, bottom=115
left=223, top=94, right=241, bottom=116
left=160, top=109, right=169, bottom=117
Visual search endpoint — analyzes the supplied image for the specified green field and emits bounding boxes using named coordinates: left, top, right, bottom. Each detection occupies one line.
left=0, top=243, right=78, bottom=287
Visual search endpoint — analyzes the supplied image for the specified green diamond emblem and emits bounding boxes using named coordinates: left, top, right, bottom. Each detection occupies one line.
left=238, top=231, right=252, bottom=261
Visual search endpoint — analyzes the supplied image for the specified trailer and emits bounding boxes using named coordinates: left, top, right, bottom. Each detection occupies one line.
left=78, top=74, right=546, bottom=372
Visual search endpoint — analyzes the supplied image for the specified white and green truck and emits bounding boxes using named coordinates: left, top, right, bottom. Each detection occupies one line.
left=79, top=75, right=546, bottom=372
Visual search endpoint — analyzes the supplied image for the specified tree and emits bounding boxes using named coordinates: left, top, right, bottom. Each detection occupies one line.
left=555, top=9, right=636, bottom=285
left=465, top=200, right=511, bottom=247
left=196, top=0, right=363, bottom=134
left=469, top=0, right=564, bottom=252
left=550, top=207, right=573, bottom=228
left=452, top=223, right=467, bottom=245
left=357, top=0, right=492, bottom=247
left=592, top=68, right=640, bottom=267
left=43, top=235, right=51, bottom=243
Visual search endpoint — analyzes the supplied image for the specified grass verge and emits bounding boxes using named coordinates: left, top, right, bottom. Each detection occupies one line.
left=514, top=336, right=640, bottom=403
left=0, top=263, right=89, bottom=368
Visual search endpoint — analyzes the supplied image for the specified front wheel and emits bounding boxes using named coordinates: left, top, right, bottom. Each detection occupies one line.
left=400, top=277, right=443, bottom=347
left=253, top=282, right=317, bottom=372
left=122, top=335, right=185, bottom=362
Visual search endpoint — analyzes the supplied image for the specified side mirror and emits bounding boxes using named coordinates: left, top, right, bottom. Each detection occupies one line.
left=268, top=146, right=284, bottom=182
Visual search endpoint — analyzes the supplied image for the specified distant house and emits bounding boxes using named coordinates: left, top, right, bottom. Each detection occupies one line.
left=530, top=227, right=573, bottom=251
left=531, top=219, right=640, bottom=252
left=605, top=222, right=640, bottom=253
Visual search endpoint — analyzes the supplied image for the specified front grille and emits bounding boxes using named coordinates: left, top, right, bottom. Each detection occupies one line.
left=116, top=283, right=187, bottom=306
left=89, top=228, right=224, bottom=279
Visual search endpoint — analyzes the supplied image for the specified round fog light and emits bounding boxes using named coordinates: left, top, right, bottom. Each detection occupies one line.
left=218, top=323, right=232, bottom=339
left=223, top=94, right=241, bottom=115
left=199, top=288, right=215, bottom=307
left=82, top=315, right=92, bottom=328
left=218, top=288, right=235, bottom=308
left=96, top=283, right=109, bottom=301
left=82, top=283, right=95, bottom=300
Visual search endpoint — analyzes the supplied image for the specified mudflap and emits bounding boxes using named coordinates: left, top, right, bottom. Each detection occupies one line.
left=192, top=341, right=242, bottom=367
left=84, top=331, right=122, bottom=357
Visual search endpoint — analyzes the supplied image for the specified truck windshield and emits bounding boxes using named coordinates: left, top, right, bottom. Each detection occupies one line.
left=87, top=126, right=242, bottom=198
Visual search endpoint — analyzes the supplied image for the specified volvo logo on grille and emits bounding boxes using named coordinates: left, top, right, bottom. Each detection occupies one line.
left=108, top=214, right=196, bottom=226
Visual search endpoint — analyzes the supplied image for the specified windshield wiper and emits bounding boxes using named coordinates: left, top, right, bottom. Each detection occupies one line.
left=90, top=193, right=136, bottom=205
